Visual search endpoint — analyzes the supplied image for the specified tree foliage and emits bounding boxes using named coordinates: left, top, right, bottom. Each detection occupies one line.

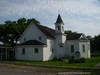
left=0, top=18, right=40, bottom=45
left=91, top=34, right=100, bottom=52
left=64, top=30, right=77, bottom=35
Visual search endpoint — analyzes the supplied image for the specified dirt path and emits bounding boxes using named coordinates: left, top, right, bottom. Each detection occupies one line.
left=0, top=62, right=100, bottom=75
left=0, top=63, right=60, bottom=75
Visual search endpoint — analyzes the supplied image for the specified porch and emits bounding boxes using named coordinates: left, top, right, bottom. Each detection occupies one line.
left=0, top=45, right=15, bottom=60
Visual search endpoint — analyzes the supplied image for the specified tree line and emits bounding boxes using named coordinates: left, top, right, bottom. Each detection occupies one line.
left=0, top=18, right=100, bottom=52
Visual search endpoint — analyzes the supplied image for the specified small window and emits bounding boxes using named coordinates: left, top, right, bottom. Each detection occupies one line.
left=39, top=36, right=42, bottom=40
left=52, top=49, right=54, bottom=53
left=34, top=48, right=38, bottom=53
left=62, top=26, right=64, bottom=31
left=71, top=45, right=74, bottom=53
left=24, top=38, right=26, bottom=41
left=59, top=43, right=63, bottom=47
left=57, top=26, right=60, bottom=30
left=22, top=48, right=25, bottom=55
left=82, top=45, right=85, bottom=52
left=16, top=50, right=17, bottom=53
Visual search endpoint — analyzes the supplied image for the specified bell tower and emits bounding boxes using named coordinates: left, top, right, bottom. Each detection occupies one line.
left=55, top=14, right=66, bottom=58
left=55, top=14, right=66, bottom=44
left=55, top=14, right=64, bottom=34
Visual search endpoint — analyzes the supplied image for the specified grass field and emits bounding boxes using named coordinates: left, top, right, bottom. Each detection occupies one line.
left=8, top=57, right=100, bottom=67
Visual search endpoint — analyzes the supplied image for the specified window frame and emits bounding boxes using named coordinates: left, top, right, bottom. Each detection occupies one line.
left=82, top=44, right=85, bottom=52
left=51, top=48, right=54, bottom=53
left=22, top=48, right=25, bottom=55
left=71, top=45, right=74, bottom=53
left=57, top=26, right=60, bottom=31
left=24, top=38, right=26, bottom=41
left=39, top=36, right=42, bottom=40
left=34, top=48, right=39, bottom=53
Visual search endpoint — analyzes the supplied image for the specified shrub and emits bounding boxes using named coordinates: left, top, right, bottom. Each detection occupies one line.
left=68, top=58, right=75, bottom=63
left=74, top=59, right=81, bottom=63
left=80, top=58, right=85, bottom=63
left=68, top=58, right=85, bottom=63
left=52, top=57, right=58, bottom=61
left=91, top=53, right=100, bottom=57
left=52, top=57, right=62, bottom=61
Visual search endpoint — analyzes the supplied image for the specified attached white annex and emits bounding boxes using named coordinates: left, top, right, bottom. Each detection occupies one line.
left=15, top=14, right=91, bottom=61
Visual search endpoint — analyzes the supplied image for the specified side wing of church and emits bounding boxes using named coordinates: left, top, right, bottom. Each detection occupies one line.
left=15, top=14, right=91, bottom=61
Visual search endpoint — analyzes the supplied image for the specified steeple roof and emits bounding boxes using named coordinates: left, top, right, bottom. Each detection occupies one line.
left=55, top=14, right=64, bottom=24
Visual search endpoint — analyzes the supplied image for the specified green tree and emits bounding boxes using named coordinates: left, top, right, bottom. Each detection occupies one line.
left=0, top=18, right=40, bottom=45
left=91, top=34, right=100, bottom=52
left=64, top=30, right=77, bottom=35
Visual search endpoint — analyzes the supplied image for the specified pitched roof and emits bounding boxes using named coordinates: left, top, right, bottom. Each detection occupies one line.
left=36, top=24, right=55, bottom=39
left=67, top=33, right=82, bottom=40
left=20, top=40, right=46, bottom=45
left=55, top=14, right=64, bottom=24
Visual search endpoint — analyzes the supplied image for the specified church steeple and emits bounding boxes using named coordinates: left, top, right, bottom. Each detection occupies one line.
left=56, top=14, right=64, bottom=25
left=55, top=14, right=64, bottom=34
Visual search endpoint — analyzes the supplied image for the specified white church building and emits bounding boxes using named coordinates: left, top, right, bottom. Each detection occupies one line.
left=15, top=14, right=90, bottom=61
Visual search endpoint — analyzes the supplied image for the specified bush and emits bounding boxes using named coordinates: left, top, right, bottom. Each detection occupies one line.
left=68, top=58, right=85, bottom=63
left=91, top=53, right=100, bottom=57
left=80, top=58, right=85, bottom=63
left=68, top=58, right=75, bottom=63
left=52, top=57, right=58, bottom=61
left=52, top=57, right=62, bottom=61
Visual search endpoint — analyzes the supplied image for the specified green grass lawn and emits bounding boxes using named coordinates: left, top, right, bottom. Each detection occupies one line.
left=9, top=57, right=100, bottom=67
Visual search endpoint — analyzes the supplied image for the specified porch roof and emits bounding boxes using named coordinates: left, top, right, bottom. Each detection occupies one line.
left=20, top=40, right=46, bottom=45
left=0, top=44, right=14, bottom=48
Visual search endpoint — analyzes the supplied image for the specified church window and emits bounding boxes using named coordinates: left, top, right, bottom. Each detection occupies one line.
left=22, top=48, right=25, bottom=55
left=15, top=50, right=17, bottom=53
left=71, top=45, right=74, bottom=53
left=62, top=26, right=64, bottom=31
left=59, top=43, right=63, bottom=47
left=34, top=48, right=39, bottom=53
left=52, top=49, right=54, bottom=53
left=57, top=26, right=60, bottom=30
left=24, top=38, right=26, bottom=41
left=82, top=45, right=85, bottom=52
left=39, top=36, right=42, bottom=40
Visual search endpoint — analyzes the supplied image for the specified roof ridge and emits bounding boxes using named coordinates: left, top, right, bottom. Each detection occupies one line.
left=35, top=24, right=55, bottom=39
left=36, top=24, right=55, bottom=31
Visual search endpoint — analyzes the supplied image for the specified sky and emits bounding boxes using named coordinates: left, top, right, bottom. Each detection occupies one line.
left=0, top=0, right=100, bottom=37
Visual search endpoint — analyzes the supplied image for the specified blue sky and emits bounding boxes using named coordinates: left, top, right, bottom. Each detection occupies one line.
left=0, top=0, right=100, bottom=37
